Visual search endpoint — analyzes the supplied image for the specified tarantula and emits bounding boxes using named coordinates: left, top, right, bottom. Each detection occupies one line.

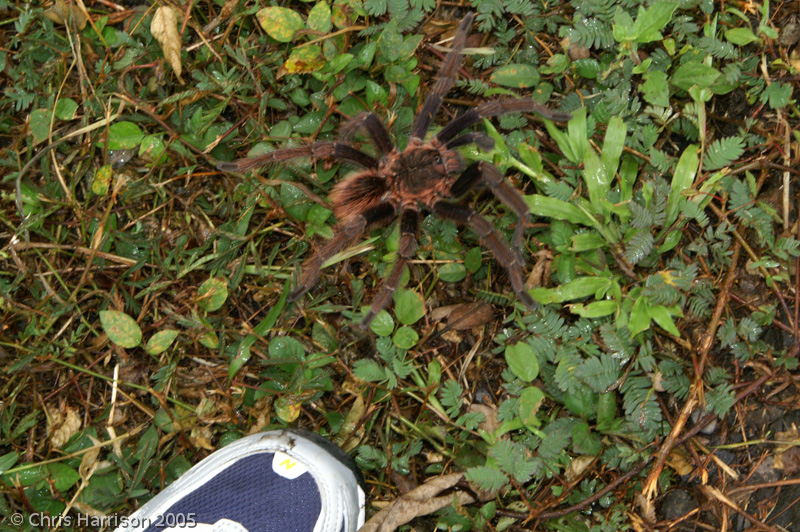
left=218, top=13, right=571, bottom=328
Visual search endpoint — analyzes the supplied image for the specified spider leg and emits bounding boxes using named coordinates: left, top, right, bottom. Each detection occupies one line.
left=435, top=98, right=572, bottom=146
left=360, top=209, right=418, bottom=329
left=445, top=131, right=494, bottom=151
left=433, top=201, right=535, bottom=311
left=217, top=142, right=379, bottom=173
left=449, top=162, right=530, bottom=262
left=288, top=202, right=397, bottom=303
left=411, top=13, right=475, bottom=140
left=338, top=112, right=394, bottom=156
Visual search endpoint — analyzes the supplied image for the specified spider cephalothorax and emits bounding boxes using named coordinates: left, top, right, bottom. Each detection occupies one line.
left=218, top=12, right=571, bottom=328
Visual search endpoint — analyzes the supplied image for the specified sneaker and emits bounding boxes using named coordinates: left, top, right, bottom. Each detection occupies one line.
left=113, top=429, right=366, bottom=532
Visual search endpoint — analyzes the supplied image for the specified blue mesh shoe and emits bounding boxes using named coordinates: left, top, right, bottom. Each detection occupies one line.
left=114, top=429, right=366, bottom=532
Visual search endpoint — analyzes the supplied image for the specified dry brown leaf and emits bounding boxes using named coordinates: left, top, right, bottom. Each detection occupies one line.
left=467, top=404, right=499, bottom=434
left=665, top=448, right=693, bottom=476
left=565, top=455, right=594, bottom=483
left=429, top=302, right=493, bottom=330
left=333, top=393, right=366, bottom=453
left=527, top=249, right=553, bottom=288
left=777, top=446, right=800, bottom=476
left=48, top=405, right=81, bottom=449
left=774, top=425, right=800, bottom=452
left=361, top=473, right=476, bottom=532
left=190, top=425, right=214, bottom=450
left=151, top=6, right=183, bottom=80
left=44, top=0, right=88, bottom=30
left=78, top=435, right=102, bottom=480
left=791, top=49, right=800, bottom=73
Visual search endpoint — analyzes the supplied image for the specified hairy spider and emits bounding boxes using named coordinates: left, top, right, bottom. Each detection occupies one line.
left=218, top=13, right=571, bottom=328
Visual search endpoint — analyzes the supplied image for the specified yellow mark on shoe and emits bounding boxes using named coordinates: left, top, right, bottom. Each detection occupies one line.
left=273, top=451, right=309, bottom=479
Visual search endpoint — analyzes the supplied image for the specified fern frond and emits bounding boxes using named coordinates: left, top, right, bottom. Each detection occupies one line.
left=624, top=229, right=654, bottom=265
left=543, top=180, right=574, bottom=201
left=630, top=201, right=654, bottom=229
left=575, top=353, right=620, bottom=393
left=704, top=136, right=745, bottom=170
left=707, top=383, right=736, bottom=417
left=697, top=35, right=739, bottom=60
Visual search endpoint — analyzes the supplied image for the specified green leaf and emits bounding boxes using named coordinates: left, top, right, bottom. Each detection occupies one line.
left=666, top=144, right=699, bottom=226
left=570, top=232, right=605, bottom=252
left=583, top=148, right=610, bottom=215
left=760, top=82, right=793, bottom=109
left=293, top=111, right=327, bottom=136
left=325, top=53, right=353, bottom=74
left=524, top=195, right=597, bottom=227
left=725, top=27, right=758, bottom=46
left=564, top=385, right=598, bottom=418
left=257, top=7, right=305, bottom=43
left=0, top=451, right=19, bottom=474
left=439, top=262, right=466, bottom=282
left=572, top=421, right=603, bottom=455
left=283, top=46, right=325, bottom=74
left=92, top=164, right=112, bottom=196
left=199, top=330, right=219, bottom=349
left=601, top=116, right=627, bottom=181
left=490, top=64, right=540, bottom=88
left=307, top=2, right=332, bottom=33
left=393, top=326, right=419, bottom=349
left=394, top=288, right=425, bottom=325
left=629, top=297, right=651, bottom=337
left=568, top=300, right=617, bottom=318
left=366, top=80, right=388, bottom=108
left=378, top=21, right=403, bottom=62
left=612, top=9, right=636, bottom=42
left=275, top=396, right=302, bottom=423
left=465, top=247, right=482, bottom=273
left=370, top=310, right=394, bottom=336
left=99, top=310, right=142, bottom=349
left=197, top=277, right=228, bottom=312
left=529, top=276, right=612, bottom=304
left=30, top=108, right=51, bottom=143
left=108, top=121, right=144, bottom=150
left=632, top=1, right=679, bottom=43
left=518, top=386, right=545, bottom=430
left=47, top=463, right=80, bottom=492
left=642, top=70, right=669, bottom=107
left=54, top=98, right=78, bottom=120
left=647, top=304, right=681, bottom=336
left=597, top=392, right=618, bottom=428
left=546, top=106, right=586, bottom=163
left=146, top=329, right=180, bottom=355
left=269, top=336, right=306, bottom=360
left=505, top=342, right=539, bottom=382
left=671, top=63, right=721, bottom=91
left=399, top=34, right=423, bottom=60
left=139, top=133, right=166, bottom=163
left=573, top=58, right=601, bottom=79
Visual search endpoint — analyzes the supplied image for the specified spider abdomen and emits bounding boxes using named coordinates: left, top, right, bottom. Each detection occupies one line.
left=329, top=169, right=389, bottom=223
